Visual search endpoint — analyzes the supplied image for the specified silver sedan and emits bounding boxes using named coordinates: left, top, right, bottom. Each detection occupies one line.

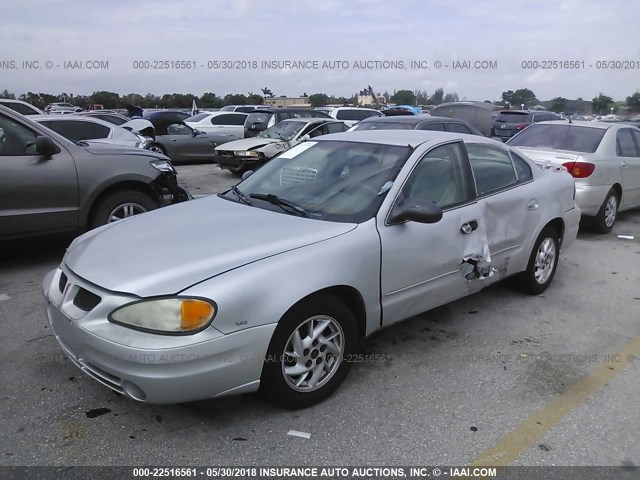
left=43, top=131, right=580, bottom=408
left=507, top=121, right=640, bottom=232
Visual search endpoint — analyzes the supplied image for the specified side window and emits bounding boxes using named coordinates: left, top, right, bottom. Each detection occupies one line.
left=228, top=114, right=248, bottom=126
left=0, top=113, right=38, bottom=156
left=420, top=122, right=445, bottom=131
left=325, top=122, right=347, bottom=134
left=445, top=123, right=472, bottom=134
left=466, top=143, right=518, bottom=195
left=631, top=130, right=640, bottom=154
left=167, top=123, right=191, bottom=136
left=48, top=121, right=109, bottom=141
left=401, top=142, right=475, bottom=209
left=511, top=151, right=533, bottom=182
left=210, top=114, right=235, bottom=125
left=616, top=129, right=639, bottom=157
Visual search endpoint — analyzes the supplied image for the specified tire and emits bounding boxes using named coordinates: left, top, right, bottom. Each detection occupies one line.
left=515, top=226, right=560, bottom=295
left=260, top=294, right=357, bottom=409
left=148, top=144, right=167, bottom=156
left=90, top=189, right=158, bottom=229
left=588, top=188, right=619, bottom=234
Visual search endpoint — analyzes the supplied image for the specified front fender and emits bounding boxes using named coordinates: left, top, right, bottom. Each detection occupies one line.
left=180, top=219, right=381, bottom=337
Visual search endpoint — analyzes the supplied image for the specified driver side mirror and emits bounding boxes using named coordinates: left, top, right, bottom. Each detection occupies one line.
left=35, top=136, right=58, bottom=156
left=241, top=170, right=254, bottom=181
left=388, top=199, right=443, bottom=225
left=300, top=135, right=311, bottom=142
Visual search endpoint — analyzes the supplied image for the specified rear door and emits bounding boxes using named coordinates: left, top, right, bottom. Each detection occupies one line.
left=378, top=141, right=489, bottom=325
left=618, top=129, right=640, bottom=207
left=466, top=143, right=542, bottom=272
left=210, top=113, right=247, bottom=138
left=0, top=111, right=78, bottom=238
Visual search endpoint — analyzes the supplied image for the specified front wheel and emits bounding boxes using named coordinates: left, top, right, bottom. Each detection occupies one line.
left=148, top=143, right=167, bottom=156
left=260, top=295, right=356, bottom=409
left=90, top=190, right=158, bottom=228
left=515, top=226, right=560, bottom=295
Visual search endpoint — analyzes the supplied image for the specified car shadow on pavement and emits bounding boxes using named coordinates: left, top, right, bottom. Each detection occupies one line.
left=0, top=235, right=71, bottom=269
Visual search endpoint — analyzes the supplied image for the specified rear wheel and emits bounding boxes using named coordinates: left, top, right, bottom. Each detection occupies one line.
left=260, top=295, right=356, bottom=409
left=588, top=188, right=618, bottom=234
left=515, top=226, right=560, bottom=295
left=90, top=189, right=158, bottom=228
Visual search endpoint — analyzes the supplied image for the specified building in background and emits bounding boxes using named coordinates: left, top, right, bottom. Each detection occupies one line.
left=263, top=96, right=311, bottom=108
left=357, top=90, right=386, bottom=107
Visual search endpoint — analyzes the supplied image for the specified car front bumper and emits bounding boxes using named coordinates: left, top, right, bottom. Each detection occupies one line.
left=42, top=267, right=275, bottom=404
left=575, top=184, right=610, bottom=217
left=213, top=153, right=264, bottom=172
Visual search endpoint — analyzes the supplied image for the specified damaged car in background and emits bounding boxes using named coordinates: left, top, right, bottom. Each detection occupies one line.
left=0, top=105, right=189, bottom=240
left=214, top=118, right=348, bottom=175
left=43, top=130, right=579, bottom=409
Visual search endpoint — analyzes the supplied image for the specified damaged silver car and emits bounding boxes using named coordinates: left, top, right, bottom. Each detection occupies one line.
left=43, top=131, right=580, bottom=409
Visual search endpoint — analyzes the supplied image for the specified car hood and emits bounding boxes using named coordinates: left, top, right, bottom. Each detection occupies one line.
left=215, top=137, right=279, bottom=151
left=512, top=146, right=582, bottom=165
left=79, top=143, right=164, bottom=158
left=64, top=195, right=356, bottom=297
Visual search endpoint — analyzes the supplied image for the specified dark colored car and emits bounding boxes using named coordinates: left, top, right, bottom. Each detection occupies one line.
left=491, top=110, right=561, bottom=139
left=140, top=110, right=236, bottom=163
left=244, top=108, right=330, bottom=138
left=349, top=114, right=484, bottom=136
left=0, top=105, right=189, bottom=240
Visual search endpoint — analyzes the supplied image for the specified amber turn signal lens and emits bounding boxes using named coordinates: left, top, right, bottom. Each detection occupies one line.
left=180, top=299, right=215, bottom=331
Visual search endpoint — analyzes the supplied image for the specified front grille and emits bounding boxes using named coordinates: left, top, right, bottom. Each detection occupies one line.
left=73, top=288, right=101, bottom=311
left=280, top=166, right=318, bottom=185
left=217, top=151, right=235, bottom=158
left=58, top=272, right=68, bottom=293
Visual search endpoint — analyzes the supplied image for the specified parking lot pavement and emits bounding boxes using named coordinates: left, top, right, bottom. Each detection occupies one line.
left=175, top=163, right=237, bottom=197
left=1, top=166, right=639, bottom=467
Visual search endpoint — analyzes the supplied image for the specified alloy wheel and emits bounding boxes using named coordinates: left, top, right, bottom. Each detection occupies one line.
left=107, top=202, right=147, bottom=222
left=534, top=237, right=556, bottom=284
left=281, top=315, right=344, bottom=392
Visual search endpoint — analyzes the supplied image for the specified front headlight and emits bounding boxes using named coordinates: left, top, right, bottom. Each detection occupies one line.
left=109, top=297, right=216, bottom=334
left=150, top=159, right=175, bottom=173
left=234, top=150, right=260, bottom=157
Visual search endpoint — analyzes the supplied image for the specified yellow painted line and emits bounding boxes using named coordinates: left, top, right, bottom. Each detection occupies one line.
left=470, top=336, right=640, bottom=468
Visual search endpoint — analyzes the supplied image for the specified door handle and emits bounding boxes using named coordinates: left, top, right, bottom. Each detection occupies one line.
left=621, top=161, right=627, bottom=168
left=461, top=220, right=478, bottom=234
left=527, top=199, right=539, bottom=211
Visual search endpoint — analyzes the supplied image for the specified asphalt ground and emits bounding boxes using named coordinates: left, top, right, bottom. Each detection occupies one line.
left=1, top=163, right=639, bottom=468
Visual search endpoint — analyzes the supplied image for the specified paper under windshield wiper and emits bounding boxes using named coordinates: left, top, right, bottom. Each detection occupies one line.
left=229, top=185, right=252, bottom=205
left=249, top=193, right=308, bottom=217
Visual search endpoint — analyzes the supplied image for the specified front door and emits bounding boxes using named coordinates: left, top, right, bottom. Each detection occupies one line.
left=378, top=141, right=489, bottom=325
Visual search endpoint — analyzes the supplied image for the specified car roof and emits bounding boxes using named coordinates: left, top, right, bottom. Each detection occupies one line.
left=357, top=114, right=462, bottom=124
left=249, top=108, right=317, bottom=113
left=316, top=129, right=502, bottom=147
left=280, top=118, right=332, bottom=124
left=535, top=120, right=616, bottom=130
left=30, top=114, right=116, bottom=128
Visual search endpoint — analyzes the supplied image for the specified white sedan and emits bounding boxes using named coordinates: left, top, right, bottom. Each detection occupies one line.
left=32, top=115, right=148, bottom=149
left=184, top=111, right=248, bottom=138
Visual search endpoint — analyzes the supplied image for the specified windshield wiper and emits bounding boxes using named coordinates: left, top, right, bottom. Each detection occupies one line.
left=228, top=185, right=252, bottom=205
left=249, top=193, right=308, bottom=217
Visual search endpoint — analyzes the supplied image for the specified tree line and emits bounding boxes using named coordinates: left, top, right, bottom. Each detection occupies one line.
left=1, top=87, right=639, bottom=114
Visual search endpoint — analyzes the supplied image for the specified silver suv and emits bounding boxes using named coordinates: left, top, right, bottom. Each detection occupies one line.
left=0, top=105, right=190, bottom=240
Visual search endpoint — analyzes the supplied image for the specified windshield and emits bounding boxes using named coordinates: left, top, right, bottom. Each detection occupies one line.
left=507, top=124, right=606, bottom=153
left=258, top=120, right=306, bottom=140
left=221, top=140, right=412, bottom=223
left=351, top=121, right=416, bottom=131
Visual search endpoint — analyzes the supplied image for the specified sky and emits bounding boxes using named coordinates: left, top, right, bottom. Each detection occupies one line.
left=0, top=0, right=639, bottom=101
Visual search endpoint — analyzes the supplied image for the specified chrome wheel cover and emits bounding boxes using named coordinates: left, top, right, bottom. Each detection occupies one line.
left=604, top=195, right=617, bottom=228
left=534, top=237, right=556, bottom=284
left=108, top=202, right=147, bottom=222
left=282, top=315, right=344, bottom=392
left=149, top=145, right=164, bottom=154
